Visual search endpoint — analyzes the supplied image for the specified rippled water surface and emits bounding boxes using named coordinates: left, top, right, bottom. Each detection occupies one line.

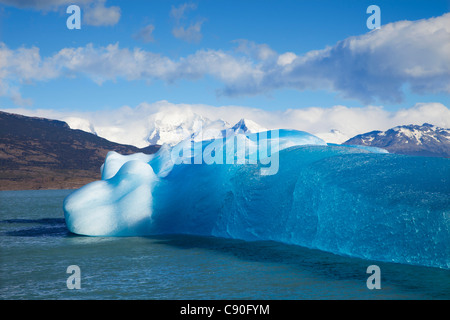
left=0, top=190, right=449, bottom=299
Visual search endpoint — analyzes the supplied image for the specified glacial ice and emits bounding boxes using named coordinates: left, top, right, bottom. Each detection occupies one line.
left=63, top=129, right=450, bottom=269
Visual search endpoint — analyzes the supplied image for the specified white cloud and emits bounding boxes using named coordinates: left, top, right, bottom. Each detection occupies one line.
left=0, top=42, right=60, bottom=104
left=37, top=43, right=178, bottom=83
left=0, top=42, right=253, bottom=91
left=83, top=0, right=120, bottom=27
left=265, top=13, right=450, bottom=103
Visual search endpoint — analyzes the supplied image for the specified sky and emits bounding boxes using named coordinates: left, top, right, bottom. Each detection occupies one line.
left=0, top=0, right=449, bottom=144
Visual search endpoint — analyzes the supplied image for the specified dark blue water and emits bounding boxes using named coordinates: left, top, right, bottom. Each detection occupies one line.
left=0, top=190, right=449, bottom=299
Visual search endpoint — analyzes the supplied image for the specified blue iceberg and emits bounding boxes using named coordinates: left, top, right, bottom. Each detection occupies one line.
left=63, top=130, right=450, bottom=269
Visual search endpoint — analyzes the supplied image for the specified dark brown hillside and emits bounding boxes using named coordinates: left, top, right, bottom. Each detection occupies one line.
left=0, top=111, right=160, bottom=190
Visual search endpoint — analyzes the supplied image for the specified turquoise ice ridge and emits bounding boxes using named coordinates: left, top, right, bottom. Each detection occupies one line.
left=63, top=129, right=450, bottom=269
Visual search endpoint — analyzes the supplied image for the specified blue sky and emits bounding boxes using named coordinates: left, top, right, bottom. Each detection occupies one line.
left=0, top=0, right=449, bottom=115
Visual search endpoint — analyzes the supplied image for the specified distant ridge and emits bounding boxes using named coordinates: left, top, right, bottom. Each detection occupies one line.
left=0, top=111, right=160, bottom=190
left=343, top=123, right=450, bottom=158
left=63, top=110, right=268, bottom=147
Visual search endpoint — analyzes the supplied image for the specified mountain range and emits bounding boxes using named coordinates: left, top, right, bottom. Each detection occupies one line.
left=65, top=111, right=267, bottom=147
left=1, top=111, right=449, bottom=190
left=343, top=123, right=450, bottom=158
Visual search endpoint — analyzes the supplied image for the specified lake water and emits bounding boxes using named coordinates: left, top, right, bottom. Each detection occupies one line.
left=0, top=190, right=449, bottom=300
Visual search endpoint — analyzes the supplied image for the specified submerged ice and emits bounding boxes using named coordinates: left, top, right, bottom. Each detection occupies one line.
left=63, top=130, right=450, bottom=269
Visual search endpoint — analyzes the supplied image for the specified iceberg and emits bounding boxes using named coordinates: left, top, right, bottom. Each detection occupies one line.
left=63, top=129, right=450, bottom=269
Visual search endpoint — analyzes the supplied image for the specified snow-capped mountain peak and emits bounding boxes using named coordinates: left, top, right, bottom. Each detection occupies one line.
left=231, top=118, right=266, bottom=133
left=62, top=108, right=271, bottom=148
left=149, top=116, right=271, bottom=145
left=145, top=111, right=231, bottom=146
left=146, top=116, right=268, bottom=146
left=344, top=123, right=450, bottom=157
left=225, top=118, right=267, bottom=136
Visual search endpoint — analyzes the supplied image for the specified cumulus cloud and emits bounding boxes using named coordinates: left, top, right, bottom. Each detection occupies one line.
left=83, top=0, right=120, bottom=27
left=255, top=13, right=450, bottom=103
left=0, top=42, right=60, bottom=104
left=0, top=43, right=59, bottom=81
left=0, top=41, right=252, bottom=90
